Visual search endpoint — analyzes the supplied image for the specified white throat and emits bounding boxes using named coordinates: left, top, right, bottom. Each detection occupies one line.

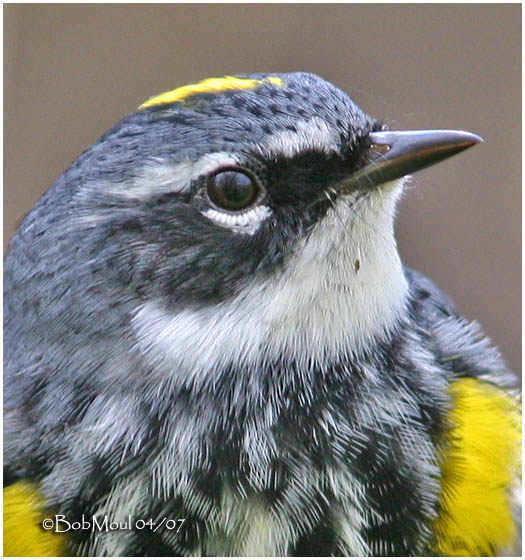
left=133, top=179, right=409, bottom=385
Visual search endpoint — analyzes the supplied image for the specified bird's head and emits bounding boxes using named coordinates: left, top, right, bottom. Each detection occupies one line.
left=9, top=72, right=481, bottom=384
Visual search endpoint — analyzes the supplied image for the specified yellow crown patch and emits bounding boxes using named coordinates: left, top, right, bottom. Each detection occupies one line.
left=139, top=75, right=284, bottom=109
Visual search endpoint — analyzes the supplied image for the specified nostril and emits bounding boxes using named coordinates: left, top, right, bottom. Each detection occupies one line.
left=368, top=143, right=391, bottom=159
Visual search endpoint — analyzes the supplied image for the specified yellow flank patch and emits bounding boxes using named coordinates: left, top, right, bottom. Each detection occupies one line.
left=4, top=481, right=66, bottom=557
left=139, top=75, right=284, bottom=109
left=434, top=378, right=521, bottom=556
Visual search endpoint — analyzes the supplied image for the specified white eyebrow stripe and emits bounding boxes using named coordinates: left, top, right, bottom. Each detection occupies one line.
left=116, top=152, right=240, bottom=200
left=258, top=117, right=340, bottom=159
left=98, top=118, right=338, bottom=202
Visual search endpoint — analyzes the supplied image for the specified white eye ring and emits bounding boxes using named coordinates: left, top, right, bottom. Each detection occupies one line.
left=202, top=205, right=272, bottom=235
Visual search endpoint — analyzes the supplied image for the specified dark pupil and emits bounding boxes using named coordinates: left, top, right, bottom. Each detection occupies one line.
left=207, top=171, right=257, bottom=211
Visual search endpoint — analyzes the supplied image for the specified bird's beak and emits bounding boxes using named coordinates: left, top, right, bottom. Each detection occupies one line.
left=343, top=129, right=483, bottom=191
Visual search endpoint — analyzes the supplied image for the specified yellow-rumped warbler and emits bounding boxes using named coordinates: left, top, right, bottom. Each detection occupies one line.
left=4, top=73, right=520, bottom=556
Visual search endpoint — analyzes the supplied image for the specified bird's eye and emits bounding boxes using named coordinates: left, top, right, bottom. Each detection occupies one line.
left=206, top=168, right=259, bottom=211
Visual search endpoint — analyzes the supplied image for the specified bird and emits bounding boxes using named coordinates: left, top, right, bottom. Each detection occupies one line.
left=4, top=72, right=520, bottom=557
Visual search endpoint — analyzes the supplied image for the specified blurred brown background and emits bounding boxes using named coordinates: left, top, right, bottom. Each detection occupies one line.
left=4, top=4, right=521, bottom=377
